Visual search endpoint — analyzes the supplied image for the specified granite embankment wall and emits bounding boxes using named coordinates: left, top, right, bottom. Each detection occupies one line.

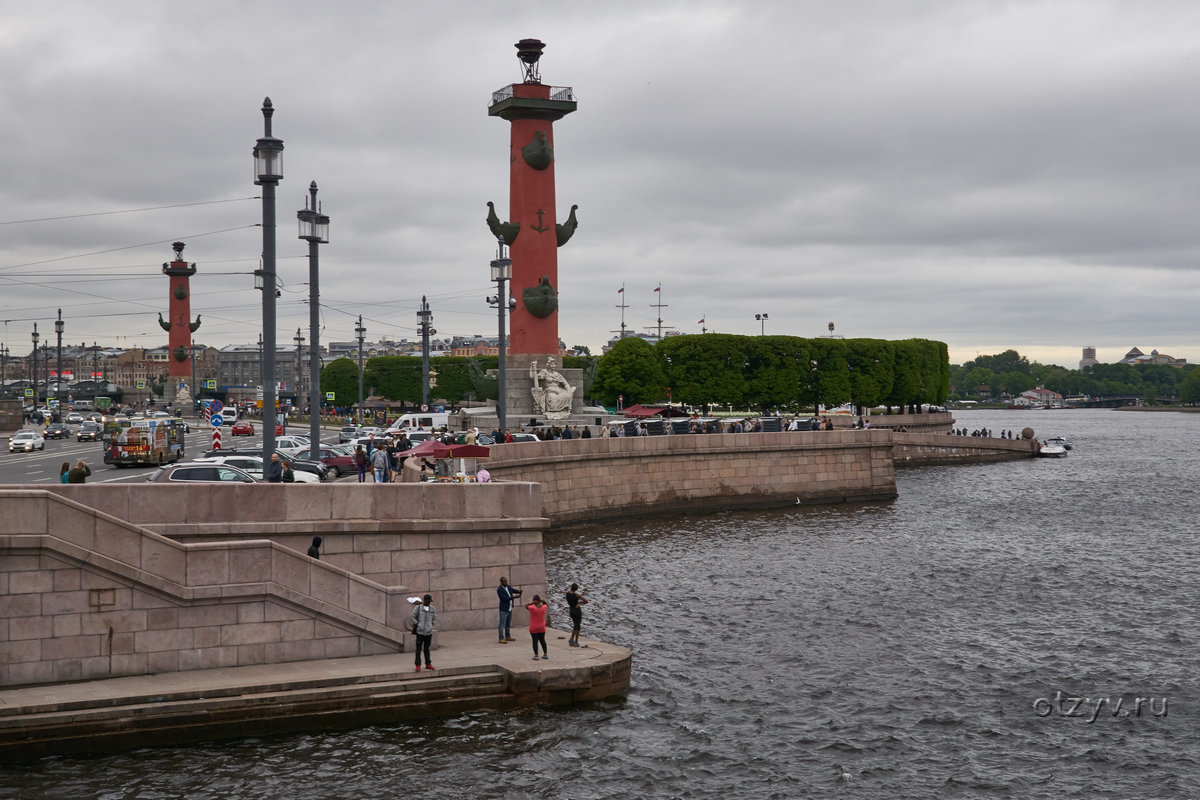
left=0, top=483, right=548, bottom=687
left=484, top=429, right=900, bottom=525
left=892, top=433, right=1038, bottom=466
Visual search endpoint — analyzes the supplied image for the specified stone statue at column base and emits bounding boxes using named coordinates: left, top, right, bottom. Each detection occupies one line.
left=529, top=357, right=576, bottom=419
left=174, top=378, right=192, bottom=412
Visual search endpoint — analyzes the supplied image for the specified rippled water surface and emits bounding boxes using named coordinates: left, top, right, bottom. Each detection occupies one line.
left=4, top=410, right=1198, bottom=799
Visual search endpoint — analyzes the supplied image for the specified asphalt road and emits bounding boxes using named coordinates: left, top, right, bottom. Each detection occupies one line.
left=0, top=422, right=343, bottom=485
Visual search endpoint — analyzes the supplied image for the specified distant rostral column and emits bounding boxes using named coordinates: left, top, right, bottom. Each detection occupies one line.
left=158, top=241, right=201, bottom=410
left=487, top=39, right=579, bottom=388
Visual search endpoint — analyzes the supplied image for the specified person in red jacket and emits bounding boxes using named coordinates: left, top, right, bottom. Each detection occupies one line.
left=527, top=595, right=549, bottom=660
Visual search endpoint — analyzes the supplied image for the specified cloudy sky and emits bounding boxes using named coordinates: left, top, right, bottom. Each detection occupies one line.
left=1, top=1, right=1198, bottom=369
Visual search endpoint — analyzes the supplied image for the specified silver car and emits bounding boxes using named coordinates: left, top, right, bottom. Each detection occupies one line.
left=146, top=462, right=256, bottom=483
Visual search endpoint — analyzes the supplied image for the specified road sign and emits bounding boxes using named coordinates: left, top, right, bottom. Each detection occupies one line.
left=24, top=388, right=32, bottom=397
left=204, top=380, right=216, bottom=389
left=325, top=392, right=335, bottom=401
left=136, top=380, right=146, bottom=389
left=211, top=414, right=224, bottom=426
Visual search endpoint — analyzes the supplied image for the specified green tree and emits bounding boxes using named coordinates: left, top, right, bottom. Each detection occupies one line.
left=320, top=358, right=361, bottom=407
left=1180, top=369, right=1200, bottom=405
left=804, top=338, right=851, bottom=413
left=845, top=339, right=894, bottom=411
left=657, top=334, right=746, bottom=410
left=744, top=336, right=809, bottom=411
left=364, top=356, right=422, bottom=403
left=594, top=337, right=668, bottom=407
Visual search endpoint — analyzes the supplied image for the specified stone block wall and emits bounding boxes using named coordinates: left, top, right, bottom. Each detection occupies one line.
left=892, top=432, right=1038, bottom=465
left=0, top=490, right=420, bottom=687
left=483, top=429, right=899, bottom=525
left=39, top=482, right=551, bottom=639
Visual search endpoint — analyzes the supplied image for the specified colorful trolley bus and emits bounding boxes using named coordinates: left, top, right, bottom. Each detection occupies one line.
left=102, top=418, right=186, bottom=467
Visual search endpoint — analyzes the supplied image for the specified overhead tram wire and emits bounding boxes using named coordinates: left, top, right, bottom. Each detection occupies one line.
left=0, top=197, right=259, bottom=226
left=0, top=224, right=260, bottom=273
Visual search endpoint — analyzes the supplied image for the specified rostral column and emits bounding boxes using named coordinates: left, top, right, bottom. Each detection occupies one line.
left=158, top=241, right=201, bottom=410
left=487, top=39, right=579, bottom=398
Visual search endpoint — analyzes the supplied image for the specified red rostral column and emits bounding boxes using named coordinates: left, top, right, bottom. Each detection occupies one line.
left=488, top=38, right=578, bottom=357
left=158, top=241, right=200, bottom=402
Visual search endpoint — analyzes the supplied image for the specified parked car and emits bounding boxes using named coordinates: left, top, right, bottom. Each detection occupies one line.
left=146, top=462, right=256, bottom=483
left=231, top=421, right=255, bottom=436
left=338, top=425, right=360, bottom=444
left=200, top=448, right=329, bottom=481
left=275, top=435, right=310, bottom=456
left=44, top=423, right=70, bottom=440
left=314, top=447, right=356, bottom=477
left=9, top=430, right=45, bottom=452
left=76, top=421, right=103, bottom=442
left=194, top=455, right=320, bottom=483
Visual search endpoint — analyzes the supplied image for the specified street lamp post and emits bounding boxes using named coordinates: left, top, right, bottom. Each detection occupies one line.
left=42, top=345, right=49, bottom=412
left=0, top=343, right=7, bottom=398
left=488, top=237, right=514, bottom=436
left=92, top=342, right=101, bottom=397
left=31, top=325, right=39, bottom=414
left=253, top=97, right=284, bottom=465
left=55, top=309, right=63, bottom=411
left=756, top=312, right=769, bottom=336
left=355, top=316, right=366, bottom=427
left=297, top=181, right=329, bottom=460
left=293, top=327, right=304, bottom=421
left=417, top=297, right=434, bottom=410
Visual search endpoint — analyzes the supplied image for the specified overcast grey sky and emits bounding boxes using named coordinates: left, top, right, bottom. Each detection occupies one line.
left=1, top=1, right=1198, bottom=368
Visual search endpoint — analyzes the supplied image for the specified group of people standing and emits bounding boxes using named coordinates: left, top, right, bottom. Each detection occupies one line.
left=352, top=433, right=412, bottom=483
left=405, top=578, right=590, bottom=671
left=58, top=460, right=91, bottom=483
left=497, top=577, right=589, bottom=660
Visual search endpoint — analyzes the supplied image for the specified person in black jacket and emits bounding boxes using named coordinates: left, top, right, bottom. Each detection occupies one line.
left=307, top=536, right=322, bottom=559
left=266, top=452, right=284, bottom=483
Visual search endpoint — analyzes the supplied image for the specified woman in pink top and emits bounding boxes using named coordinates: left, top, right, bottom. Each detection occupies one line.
left=527, top=595, right=549, bottom=660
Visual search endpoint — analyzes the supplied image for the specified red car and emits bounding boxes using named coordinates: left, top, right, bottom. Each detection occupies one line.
left=316, top=447, right=356, bottom=478
left=231, top=421, right=254, bottom=436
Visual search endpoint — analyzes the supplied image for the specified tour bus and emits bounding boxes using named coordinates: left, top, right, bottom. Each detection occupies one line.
left=102, top=418, right=186, bottom=467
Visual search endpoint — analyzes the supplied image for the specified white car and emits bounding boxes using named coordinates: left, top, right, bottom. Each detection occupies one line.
left=193, top=455, right=319, bottom=483
left=9, top=430, right=46, bottom=452
left=274, top=435, right=312, bottom=456
left=66, top=412, right=84, bottom=425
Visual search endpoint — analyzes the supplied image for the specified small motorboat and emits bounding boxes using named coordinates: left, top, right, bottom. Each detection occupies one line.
left=1044, top=435, right=1073, bottom=450
left=1038, top=441, right=1068, bottom=458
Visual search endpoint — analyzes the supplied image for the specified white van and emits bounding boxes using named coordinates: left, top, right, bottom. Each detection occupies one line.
left=387, top=412, right=449, bottom=433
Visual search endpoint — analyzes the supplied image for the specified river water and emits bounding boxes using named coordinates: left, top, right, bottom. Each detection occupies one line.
left=3, top=409, right=1197, bottom=799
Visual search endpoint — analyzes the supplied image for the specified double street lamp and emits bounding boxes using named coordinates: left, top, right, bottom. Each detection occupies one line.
left=488, top=237, right=515, bottom=435
left=755, top=312, right=769, bottom=336
left=55, top=309, right=63, bottom=411
left=297, top=180, right=329, bottom=461
left=253, top=97, right=284, bottom=464
left=31, top=324, right=39, bottom=411
left=355, top=316, right=366, bottom=426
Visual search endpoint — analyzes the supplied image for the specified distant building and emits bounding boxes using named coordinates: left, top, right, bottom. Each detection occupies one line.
left=1080, top=346, right=1097, bottom=370
left=1119, top=347, right=1186, bottom=367
left=1013, top=386, right=1064, bottom=408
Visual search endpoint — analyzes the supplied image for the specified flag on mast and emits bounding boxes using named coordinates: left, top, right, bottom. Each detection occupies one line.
left=617, top=286, right=624, bottom=294
left=653, top=285, right=661, bottom=293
